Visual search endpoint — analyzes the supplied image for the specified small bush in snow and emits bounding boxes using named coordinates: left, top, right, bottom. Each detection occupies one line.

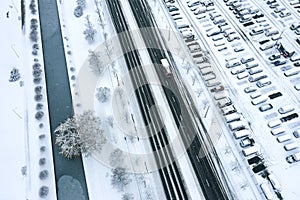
left=33, top=63, right=41, bottom=70
left=35, top=111, right=44, bottom=120
left=34, top=58, right=39, bottom=62
left=33, top=43, right=39, bottom=50
left=122, top=193, right=134, bottom=200
left=39, top=123, right=44, bottom=128
left=71, top=75, right=76, bottom=80
left=36, top=103, right=43, bottom=110
left=39, top=186, right=49, bottom=198
left=39, top=158, right=46, bottom=166
left=32, top=50, right=38, bottom=55
left=30, top=18, right=38, bottom=25
left=33, top=77, right=42, bottom=84
left=9, top=68, right=20, bottom=82
left=70, top=67, right=76, bottom=72
left=39, top=134, right=46, bottom=139
left=34, top=94, right=43, bottom=102
left=39, top=170, right=49, bottom=180
left=35, top=86, right=42, bottom=94
left=40, top=146, right=46, bottom=152
left=30, top=29, right=38, bottom=42
left=29, top=0, right=37, bottom=14
left=95, top=87, right=111, bottom=103
left=76, top=0, right=86, bottom=8
left=30, top=23, right=38, bottom=30
left=74, top=6, right=83, bottom=18
left=33, top=68, right=42, bottom=78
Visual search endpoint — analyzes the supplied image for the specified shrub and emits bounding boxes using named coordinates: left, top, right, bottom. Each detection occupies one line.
left=33, top=77, right=41, bottom=84
left=39, top=170, right=49, bottom=180
left=35, top=86, right=42, bottom=94
left=33, top=68, right=42, bottom=77
left=40, top=146, right=46, bottom=152
left=70, top=67, right=75, bottom=72
left=39, top=134, right=45, bottom=139
left=39, top=123, right=44, bottom=128
left=29, top=29, right=38, bottom=42
left=39, top=186, right=49, bottom=198
left=74, top=6, right=83, bottom=18
left=35, top=111, right=44, bottom=120
left=39, top=158, right=46, bottom=166
left=33, top=63, right=41, bottom=70
left=36, top=103, right=43, bottom=110
left=34, top=94, right=43, bottom=102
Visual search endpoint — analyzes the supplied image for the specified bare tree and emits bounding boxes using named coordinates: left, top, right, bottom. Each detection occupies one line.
left=95, top=87, right=111, bottom=103
left=122, top=193, right=134, bottom=200
left=195, top=89, right=202, bottom=97
left=83, top=15, right=97, bottom=43
left=94, top=0, right=105, bottom=29
left=88, top=50, right=104, bottom=75
left=55, top=110, right=106, bottom=159
left=106, top=115, right=114, bottom=128
left=183, top=62, right=192, bottom=74
left=109, top=148, right=124, bottom=167
left=77, top=0, right=86, bottom=8
left=111, top=167, right=132, bottom=192
left=191, top=73, right=197, bottom=86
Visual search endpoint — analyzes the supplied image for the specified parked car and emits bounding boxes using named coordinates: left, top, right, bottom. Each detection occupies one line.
left=286, top=152, right=300, bottom=163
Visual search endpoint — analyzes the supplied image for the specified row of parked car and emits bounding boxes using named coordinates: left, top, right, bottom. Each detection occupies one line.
left=222, top=0, right=300, bottom=99
left=288, top=0, right=300, bottom=13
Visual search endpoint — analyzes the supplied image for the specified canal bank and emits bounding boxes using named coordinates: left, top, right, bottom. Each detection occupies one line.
left=37, top=0, right=88, bottom=199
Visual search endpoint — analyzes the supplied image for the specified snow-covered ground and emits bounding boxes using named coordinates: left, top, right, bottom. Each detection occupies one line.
left=0, top=0, right=56, bottom=199
left=0, top=1, right=27, bottom=199
left=56, top=0, right=174, bottom=199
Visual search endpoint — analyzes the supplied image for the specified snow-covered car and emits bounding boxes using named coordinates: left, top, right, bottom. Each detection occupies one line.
left=240, top=137, right=255, bottom=148
left=286, top=152, right=300, bottom=163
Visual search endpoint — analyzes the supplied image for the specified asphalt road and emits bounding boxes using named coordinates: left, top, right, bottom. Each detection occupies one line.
left=37, top=0, right=88, bottom=199
left=106, top=0, right=189, bottom=199
left=128, top=0, right=231, bottom=199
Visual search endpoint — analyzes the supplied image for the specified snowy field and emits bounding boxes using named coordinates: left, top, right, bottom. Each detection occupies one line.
left=0, top=0, right=56, bottom=199
left=0, top=1, right=27, bottom=199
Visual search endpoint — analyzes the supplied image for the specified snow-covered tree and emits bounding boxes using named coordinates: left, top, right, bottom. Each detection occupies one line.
left=95, top=1, right=105, bottom=29
left=122, top=193, right=134, bottom=200
left=83, top=15, right=97, bottom=43
left=74, top=6, right=83, bottom=18
left=106, top=115, right=114, bottom=128
left=95, top=87, right=111, bottom=103
left=111, top=167, right=132, bottom=192
left=191, top=74, right=197, bottom=86
left=55, top=110, right=106, bottom=159
left=55, top=117, right=80, bottom=159
left=30, top=29, right=38, bottom=42
left=183, top=62, right=192, bottom=74
left=39, top=186, right=49, bottom=198
left=35, top=111, right=44, bottom=120
left=76, top=110, right=106, bottom=155
left=195, top=89, right=203, bottom=97
left=109, top=148, right=124, bottom=167
left=88, top=50, right=104, bottom=75
left=76, top=0, right=86, bottom=8
left=9, top=68, right=20, bottom=82
left=39, top=170, right=49, bottom=180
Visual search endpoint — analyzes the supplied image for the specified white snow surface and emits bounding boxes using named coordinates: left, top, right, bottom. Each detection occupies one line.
left=0, top=0, right=56, bottom=199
